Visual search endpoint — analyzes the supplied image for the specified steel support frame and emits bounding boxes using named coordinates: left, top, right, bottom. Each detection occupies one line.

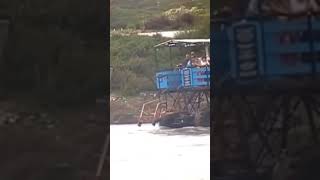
left=213, top=93, right=320, bottom=177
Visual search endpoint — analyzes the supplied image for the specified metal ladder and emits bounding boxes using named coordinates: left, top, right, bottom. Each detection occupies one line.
left=138, top=99, right=167, bottom=126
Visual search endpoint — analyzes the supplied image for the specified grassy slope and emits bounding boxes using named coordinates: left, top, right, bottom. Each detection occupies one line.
left=110, top=0, right=210, bottom=29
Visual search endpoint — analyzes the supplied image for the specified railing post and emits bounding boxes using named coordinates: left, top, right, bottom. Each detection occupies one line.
left=138, top=99, right=159, bottom=126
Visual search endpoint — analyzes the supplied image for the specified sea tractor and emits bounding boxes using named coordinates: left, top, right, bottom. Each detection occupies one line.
left=137, top=39, right=210, bottom=128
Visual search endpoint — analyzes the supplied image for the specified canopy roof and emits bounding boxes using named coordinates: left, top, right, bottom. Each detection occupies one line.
left=154, top=39, right=210, bottom=48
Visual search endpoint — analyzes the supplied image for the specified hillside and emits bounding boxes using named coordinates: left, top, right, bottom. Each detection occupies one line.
left=110, top=0, right=210, bottom=96
left=110, top=0, right=210, bottom=29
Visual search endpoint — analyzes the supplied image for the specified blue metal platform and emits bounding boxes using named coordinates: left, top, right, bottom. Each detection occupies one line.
left=213, top=17, right=320, bottom=91
left=155, top=66, right=210, bottom=90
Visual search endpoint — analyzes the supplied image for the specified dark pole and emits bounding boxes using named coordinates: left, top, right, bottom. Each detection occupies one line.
left=154, top=48, right=159, bottom=70
left=169, top=47, right=173, bottom=68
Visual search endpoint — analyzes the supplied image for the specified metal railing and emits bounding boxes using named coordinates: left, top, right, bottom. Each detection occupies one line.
left=138, top=99, right=159, bottom=126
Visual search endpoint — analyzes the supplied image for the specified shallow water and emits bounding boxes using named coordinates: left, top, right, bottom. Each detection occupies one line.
left=110, top=124, right=210, bottom=180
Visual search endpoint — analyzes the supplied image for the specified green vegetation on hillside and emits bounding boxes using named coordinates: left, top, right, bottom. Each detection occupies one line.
left=110, top=34, right=209, bottom=96
left=110, top=0, right=210, bottom=30
left=110, top=35, right=186, bottom=95
left=110, top=0, right=210, bottom=96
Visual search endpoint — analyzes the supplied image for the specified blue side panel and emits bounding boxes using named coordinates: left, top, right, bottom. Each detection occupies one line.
left=181, top=68, right=192, bottom=88
left=156, top=71, right=168, bottom=89
left=264, top=54, right=312, bottom=76
left=213, top=17, right=320, bottom=89
left=191, top=67, right=211, bottom=87
left=229, top=21, right=264, bottom=82
left=181, top=67, right=210, bottom=88
left=155, top=67, right=210, bottom=90
left=168, top=71, right=182, bottom=88
left=263, top=20, right=312, bottom=76
left=156, top=70, right=182, bottom=90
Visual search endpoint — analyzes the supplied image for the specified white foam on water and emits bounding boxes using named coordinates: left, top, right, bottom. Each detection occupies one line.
left=110, top=124, right=210, bottom=180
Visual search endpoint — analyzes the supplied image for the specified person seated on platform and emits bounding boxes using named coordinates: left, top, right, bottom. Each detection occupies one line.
left=192, top=57, right=203, bottom=67
left=206, top=56, right=210, bottom=66
left=183, top=53, right=192, bottom=67
left=190, top=51, right=196, bottom=60
left=175, top=63, right=183, bottom=70
left=199, top=56, right=208, bottom=67
left=186, top=59, right=193, bottom=67
left=192, top=51, right=197, bottom=60
left=185, top=53, right=199, bottom=68
left=189, top=51, right=200, bottom=67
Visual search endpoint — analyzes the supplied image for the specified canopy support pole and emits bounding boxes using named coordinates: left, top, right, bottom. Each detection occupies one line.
left=155, top=48, right=159, bottom=70
left=205, top=45, right=210, bottom=59
left=169, top=47, right=173, bottom=68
